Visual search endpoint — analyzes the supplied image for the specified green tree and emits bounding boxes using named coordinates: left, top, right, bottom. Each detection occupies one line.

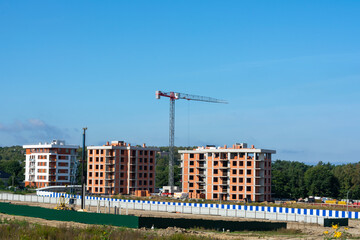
left=272, top=160, right=309, bottom=199
left=304, top=162, right=339, bottom=197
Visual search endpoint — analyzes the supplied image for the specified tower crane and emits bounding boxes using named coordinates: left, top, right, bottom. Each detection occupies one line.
left=155, top=91, right=228, bottom=190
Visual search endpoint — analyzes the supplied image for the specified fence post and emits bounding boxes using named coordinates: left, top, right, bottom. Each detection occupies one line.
left=126, top=201, right=128, bottom=215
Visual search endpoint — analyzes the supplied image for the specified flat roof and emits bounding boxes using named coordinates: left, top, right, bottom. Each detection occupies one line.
left=87, top=145, right=159, bottom=150
left=178, top=148, right=276, bottom=154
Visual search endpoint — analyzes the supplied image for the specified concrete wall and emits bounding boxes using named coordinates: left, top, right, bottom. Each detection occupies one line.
left=1, top=191, right=358, bottom=224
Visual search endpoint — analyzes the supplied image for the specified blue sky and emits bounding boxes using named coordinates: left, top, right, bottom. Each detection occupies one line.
left=0, top=1, right=359, bottom=164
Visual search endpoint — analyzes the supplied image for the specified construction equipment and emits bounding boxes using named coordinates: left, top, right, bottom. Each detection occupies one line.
left=155, top=91, right=227, bottom=189
left=54, top=196, right=72, bottom=210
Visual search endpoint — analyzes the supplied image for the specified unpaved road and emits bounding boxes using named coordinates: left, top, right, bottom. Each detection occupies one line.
left=1, top=200, right=360, bottom=239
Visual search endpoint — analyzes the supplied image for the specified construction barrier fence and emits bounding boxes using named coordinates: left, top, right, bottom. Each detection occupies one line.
left=0, top=202, right=287, bottom=231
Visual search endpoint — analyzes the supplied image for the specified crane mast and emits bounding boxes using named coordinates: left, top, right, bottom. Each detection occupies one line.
left=156, top=91, right=227, bottom=190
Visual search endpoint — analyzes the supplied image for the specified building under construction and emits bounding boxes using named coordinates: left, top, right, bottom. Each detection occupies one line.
left=87, top=141, right=158, bottom=195
left=179, top=143, right=275, bottom=202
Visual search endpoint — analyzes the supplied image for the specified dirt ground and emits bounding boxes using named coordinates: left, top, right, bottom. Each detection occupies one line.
left=1, top=200, right=360, bottom=239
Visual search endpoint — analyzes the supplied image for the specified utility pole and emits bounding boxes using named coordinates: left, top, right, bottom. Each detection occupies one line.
left=81, top=127, right=87, bottom=210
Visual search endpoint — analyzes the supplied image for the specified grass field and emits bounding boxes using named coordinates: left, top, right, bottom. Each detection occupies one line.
left=0, top=217, right=304, bottom=240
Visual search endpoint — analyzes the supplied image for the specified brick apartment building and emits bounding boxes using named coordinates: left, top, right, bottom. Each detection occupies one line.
left=23, top=140, right=78, bottom=188
left=179, top=143, right=275, bottom=202
left=87, top=141, right=158, bottom=195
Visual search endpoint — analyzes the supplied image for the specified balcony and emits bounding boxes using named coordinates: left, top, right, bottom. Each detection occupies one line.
left=106, top=175, right=115, bottom=181
left=218, top=165, right=229, bottom=169
left=105, top=168, right=115, bottom=172
left=105, top=161, right=115, bottom=165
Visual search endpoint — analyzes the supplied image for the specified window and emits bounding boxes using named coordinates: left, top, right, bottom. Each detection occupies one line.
left=121, top=165, right=124, bottom=170
left=120, top=173, right=124, bottom=177
left=150, top=158, right=153, bottom=163
left=144, top=158, right=147, bottom=163
left=100, top=173, right=103, bottom=177
left=189, top=168, right=194, bottom=173
left=96, top=165, right=99, bottom=170
left=150, top=151, right=154, bottom=156
left=214, top=161, right=218, bottom=166
left=89, top=157, right=93, bottom=162
left=189, top=175, right=194, bottom=180
left=247, top=161, right=252, bottom=166
left=238, top=194, right=243, bottom=199
left=190, top=154, right=194, bottom=158
left=96, top=157, right=99, bottom=162
left=100, top=180, right=103, bottom=184
left=232, top=178, right=237, bottom=183
left=189, top=183, right=193, bottom=187
left=149, top=173, right=153, bottom=178
left=89, top=172, right=92, bottom=177
left=144, top=166, right=147, bottom=170
left=89, top=180, right=92, bottom=184
left=139, top=173, right=143, bottom=178
left=89, top=150, right=93, bottom=154
left=239, top=178, right=243, bottom=183
left=232, top=161, right=237, bottom=166
left=100, top=165, right=103, bottom=170
left=144, top=173, right=147, bottom=178
left=150, top=166, right=153, bottom=170
left=139, top=180, right=142, bottom=185
left=232, top=186, right=236, bottom=191
left=96, top=150, right=99, bottom=154
left=139, top=166, right=143, bottom=170
left=247, top=178, right=251, bottom=183
left=89, top=165, right=93, bottom=169
left=246, top=186, right=251, bottom=191
left=232, top=169, right=237, bottom=174
left=95, top=172, right=99, bottom=177
left=121, top=157, right=124, bottom=162
left=100, top=150, right=103, bottom=154
left=239, top=161, right=244, bottom=166
left=239, top=186, right=243, bottom=191
left=100, top=157, right=104, bottom=162
left=213, top=194, right=218, bottom=198
left=149, top=180, right=153, bottom=185
left=100, top=188, right=103, bottom=192
left=190, top=161, right=194, bottom=165
left=232, top=194, right=236, bottom=199
left=213, top=185, right=218, bottom=190
left=213, top=177, right=218, bottom=182
left=139, top=158, right=143, bottom=163
left=95, top=180, right=98, bottom=184
left=144, top=180, right=147, bottom=185
left=214, top=169, right=218, bottom=174
left=120, top=180, right=124, bottom=185
left=247, top=170, right=252, bottom=175
left=144, top=151, right=148, bottom=155
left=239, top=169, right=244, bottom=174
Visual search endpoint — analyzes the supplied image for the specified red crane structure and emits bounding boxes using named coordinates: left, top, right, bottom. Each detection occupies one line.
left=155, top=91, right=227, bottom=190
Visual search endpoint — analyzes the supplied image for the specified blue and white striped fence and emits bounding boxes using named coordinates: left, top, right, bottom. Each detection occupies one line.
left=1, top=191, right=358, bottom=224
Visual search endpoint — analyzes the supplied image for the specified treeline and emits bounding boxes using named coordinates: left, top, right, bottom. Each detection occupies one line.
left=272, top=160, right=360, bottom=200
left=0, top=146, right=25, bottom=187
left=2, top=146, right=360, bottom=200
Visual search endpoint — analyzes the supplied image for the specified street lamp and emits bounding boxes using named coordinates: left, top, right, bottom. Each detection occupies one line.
left=347, top=189, right=351, bottom=214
